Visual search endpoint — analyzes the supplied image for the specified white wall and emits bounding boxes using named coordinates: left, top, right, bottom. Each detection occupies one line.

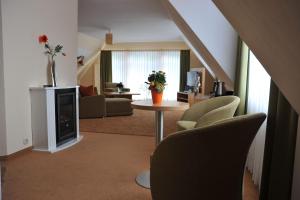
left=0, top=0, right=7, bottom=156
left=1, top=0, right=78, bottom=155
left=78, top=32, right=102, bottom=61
left=169, top=0, right=238, bottom=82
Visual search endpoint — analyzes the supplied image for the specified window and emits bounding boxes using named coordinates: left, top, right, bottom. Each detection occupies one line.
left=246, top=51, right=271, bottom=188
left=112, top=50, right=180, bottom=100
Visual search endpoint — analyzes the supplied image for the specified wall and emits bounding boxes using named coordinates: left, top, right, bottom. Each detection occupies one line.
left=77, top=33, right=103, bottom=90
left=169, top=0, right=238, bottom=83
left=78, top=32, right=102, bottom=60
left=0, top=0, right=7, bottom=156
left=79, top=65, right=95, bottom=86
left=190, top=51, right=214, bottom=95
left=212, top=0, right=300, bottom=115
left=190, top=50, right=205, bottom=68
left=1, top=0, right=78, bottom=155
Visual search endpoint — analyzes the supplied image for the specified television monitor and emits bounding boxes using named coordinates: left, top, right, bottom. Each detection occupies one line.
left=187, top=71, right=199, bottom=87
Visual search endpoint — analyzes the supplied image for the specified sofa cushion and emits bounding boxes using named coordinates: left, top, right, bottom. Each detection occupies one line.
left=79, top=85, right=96, bottom=97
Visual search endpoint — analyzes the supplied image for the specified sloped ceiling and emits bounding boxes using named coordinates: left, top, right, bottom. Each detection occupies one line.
left=164, top=0, right=238, bottom=89
left=78, top=0, right=183, bottom=42
left=212, top=0, right=300, bottom=114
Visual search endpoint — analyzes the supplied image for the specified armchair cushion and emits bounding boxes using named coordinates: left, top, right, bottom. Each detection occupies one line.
left=176, top=121, right=197, bottom=131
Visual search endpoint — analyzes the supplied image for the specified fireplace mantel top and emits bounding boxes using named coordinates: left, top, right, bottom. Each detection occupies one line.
left=30, top=86, right=79, bottom=91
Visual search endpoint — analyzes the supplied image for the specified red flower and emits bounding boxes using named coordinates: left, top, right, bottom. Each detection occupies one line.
left=38, top=35, right=48, bottom=44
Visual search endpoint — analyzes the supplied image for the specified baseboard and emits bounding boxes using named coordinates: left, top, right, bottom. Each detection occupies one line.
left=0, top=146, right=33, bottom=161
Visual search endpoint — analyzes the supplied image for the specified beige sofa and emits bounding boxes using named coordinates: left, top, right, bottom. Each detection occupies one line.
left=79, top=94, right=133, bottom=118
left=104, top=82, right=130, bottom=92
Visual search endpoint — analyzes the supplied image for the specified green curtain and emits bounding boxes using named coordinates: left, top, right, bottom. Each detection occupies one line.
left=234, top=37, right=250, bottom=115
left=260, top=80, right=299, bottom=200
left=179, top=50, right=190, bottom=92
left=100, top=50, right=112, bottom=93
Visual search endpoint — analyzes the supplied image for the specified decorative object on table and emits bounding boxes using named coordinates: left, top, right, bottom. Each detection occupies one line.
left=145, top=70, right=166, bottom=104
left=212, top=79, right=225, bottom=97
left=194, top=74, right=201, bottom=94
left=77, top=56, right=84, bottom=66
left=116, top=82, right=124, bottom=93
left=38, top=34, right=66, bottom=87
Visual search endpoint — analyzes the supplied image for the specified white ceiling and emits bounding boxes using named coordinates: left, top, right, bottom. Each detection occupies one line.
left=78, top=0, right=184, bottom=43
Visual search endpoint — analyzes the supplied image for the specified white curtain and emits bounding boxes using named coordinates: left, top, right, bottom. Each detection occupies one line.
left=246, top=52, right=271, bottom=189
left=112, top=51, right=180, bottom=100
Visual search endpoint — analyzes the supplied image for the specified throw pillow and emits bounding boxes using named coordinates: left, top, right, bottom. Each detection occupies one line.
left=79, top=85, right=96, bottom=97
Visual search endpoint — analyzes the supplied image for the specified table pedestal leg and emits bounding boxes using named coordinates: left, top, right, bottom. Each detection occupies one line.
left=135, top=170, right=150, bottom=189
left=136, top=110, right=164, bottom=189
left=155, top=111, right=164, bottom=146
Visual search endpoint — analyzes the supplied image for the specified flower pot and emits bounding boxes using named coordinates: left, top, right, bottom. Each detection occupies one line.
left=47, top=57, right=57, bottom=87
left=151, top=90, right=163, bottom=104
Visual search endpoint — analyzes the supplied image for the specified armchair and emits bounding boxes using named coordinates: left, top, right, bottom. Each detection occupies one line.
left=177, top=95, right=240, bottom=130
left=151, top=113, right=266, bottom=200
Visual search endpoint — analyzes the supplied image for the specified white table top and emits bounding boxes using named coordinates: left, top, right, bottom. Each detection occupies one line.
left=131, top=100, right=189, bottom=111
left=104, top=92, right=140, bottom=95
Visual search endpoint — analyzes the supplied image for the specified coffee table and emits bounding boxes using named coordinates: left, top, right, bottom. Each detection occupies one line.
left=131, top=100, right=189, bottom=188
left=104, top=92, right=140, bottom=100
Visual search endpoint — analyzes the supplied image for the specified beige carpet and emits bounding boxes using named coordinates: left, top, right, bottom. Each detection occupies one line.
left=3, top=133, right=153, bottom=200
left=2, top=110, right=259, bottom=200
left=80, top=109, right=183, bottom=137
left=3, top=132, right=258, bottom=200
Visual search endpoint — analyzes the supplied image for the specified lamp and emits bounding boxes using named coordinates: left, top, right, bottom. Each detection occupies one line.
left=105, top=31, right=113, bottom=45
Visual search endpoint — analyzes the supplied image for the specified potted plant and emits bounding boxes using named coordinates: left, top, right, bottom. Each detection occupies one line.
left=145, top=70, right=166, bottom=104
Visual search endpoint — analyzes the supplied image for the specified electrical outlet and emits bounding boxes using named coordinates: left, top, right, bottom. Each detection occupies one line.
left=23, top=138, right=29, bottom=145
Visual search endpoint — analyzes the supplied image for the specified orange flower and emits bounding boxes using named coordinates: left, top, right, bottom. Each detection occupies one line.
left=38, top=35, right=48, bottom=44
